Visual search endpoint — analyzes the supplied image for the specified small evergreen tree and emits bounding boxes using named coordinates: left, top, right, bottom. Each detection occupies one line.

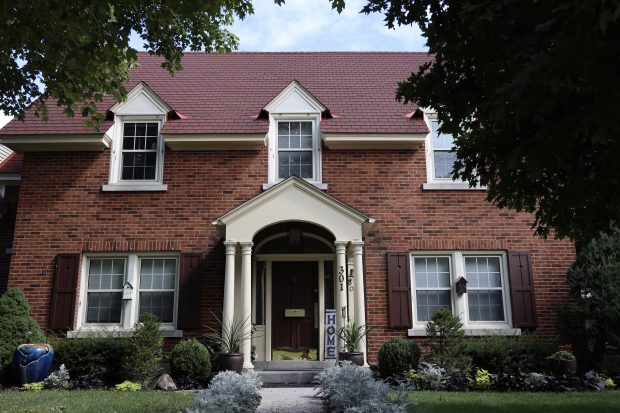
left=426, top=308, right=471, bottom=371
left=122, top=313, right=163, bottom=386
left=558, top=225, right=620, bottom=370
left=0, top=288, right=45, bottom=383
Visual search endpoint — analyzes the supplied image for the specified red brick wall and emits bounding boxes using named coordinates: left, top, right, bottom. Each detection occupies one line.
left=0, top=185, right=19, bottom=293
left=7, top=145, right=574, bottom=362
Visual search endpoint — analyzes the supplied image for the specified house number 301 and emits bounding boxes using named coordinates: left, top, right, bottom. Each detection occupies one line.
left=338, top=266, right=345, bottom=291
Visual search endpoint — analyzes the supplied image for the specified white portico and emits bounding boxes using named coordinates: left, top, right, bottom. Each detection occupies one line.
left=212, top=176, right=374, bottom=369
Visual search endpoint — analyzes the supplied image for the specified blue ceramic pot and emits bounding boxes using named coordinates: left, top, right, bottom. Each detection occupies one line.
left=12, top=343, right=54, bottom=384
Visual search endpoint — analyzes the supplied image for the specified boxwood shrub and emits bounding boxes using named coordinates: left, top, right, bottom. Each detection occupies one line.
left=377, top=338, right=420, bottom=378
left=170, top=339, right=212, bottom=383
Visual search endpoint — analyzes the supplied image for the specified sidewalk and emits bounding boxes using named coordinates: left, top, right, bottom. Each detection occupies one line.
left=257, top=386, right=324, bottom=413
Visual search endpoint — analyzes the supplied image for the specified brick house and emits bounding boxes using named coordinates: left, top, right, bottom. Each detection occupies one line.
left=0, top=52, right=574, bottom=368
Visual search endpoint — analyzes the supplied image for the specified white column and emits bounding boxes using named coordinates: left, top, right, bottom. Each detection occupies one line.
left=335, top=241, right=348, bottom=352
left=222, top=241, right=237, bottom=333
left=240, top=241, right=254, bottom=369
left=351, top=240, right=367, bottom=364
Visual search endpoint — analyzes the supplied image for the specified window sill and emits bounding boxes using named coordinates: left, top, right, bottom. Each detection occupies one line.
left=263, top=181, right=328, bottom=191
left=422, top=182, right=485, bottom=191
left=102, top=183, right=168, bottom=192
left=408, top=327, right=521, bottom=337
left=67, top=328, right=183, bottom=338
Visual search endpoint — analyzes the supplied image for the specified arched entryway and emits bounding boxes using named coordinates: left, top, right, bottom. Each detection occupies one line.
left=212, top=176, right=375, bottom=368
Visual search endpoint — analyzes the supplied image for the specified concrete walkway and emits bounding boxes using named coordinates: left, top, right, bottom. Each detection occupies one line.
left=257, top=386, right=324, bottom=413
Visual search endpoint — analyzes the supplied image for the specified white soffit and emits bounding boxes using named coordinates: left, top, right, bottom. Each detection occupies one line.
left=0, top=134, right=112, bottom=153
left=263, top=81, right=326, bottom=114
left=213, top=176, right=374, bottom=241
left=322, top=133, right=426, bottom=150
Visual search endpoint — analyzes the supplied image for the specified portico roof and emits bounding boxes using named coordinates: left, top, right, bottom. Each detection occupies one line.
left=212, top=176, right=375, bottom=241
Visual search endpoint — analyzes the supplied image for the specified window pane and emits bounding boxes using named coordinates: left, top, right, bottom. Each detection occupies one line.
left=414, top=257, right=450, bottom=289
left=88, top=259, right=124, bottom=290
left=432, top=121, right=455, bottom=149
left=135, top=123, right=146, bottom=138
left=139, top=291, right=174, bottom=323
left=278, top=135, right=289, bottom=149
left=465, top=257, right=502, bottom=289
left=86, top=292, right=122, bottom=323
left=290, top=134, right=301, bottom=148
left=416, top=290, right=451, bottom=321
left=434, top=151, right=456, bottom=179
left=301, top=135, right=313, bottom=149
left=147, top=123, right=158, bottom=136
left=468, top=290, right=504, bottom=321
left=290, top=122, right=301, bottom=136
left=300, top=122, right=312, bottom=135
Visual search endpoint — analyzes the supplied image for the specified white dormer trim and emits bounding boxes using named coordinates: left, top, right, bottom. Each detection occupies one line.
left=110, top=82, right=171, bottom=117
left=263, top=81, right=326, bottom=114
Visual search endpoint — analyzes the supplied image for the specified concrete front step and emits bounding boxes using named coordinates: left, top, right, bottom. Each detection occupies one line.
left=256, top=369, right=322, bottom=384
left=253, top=360, right=335, bottom=384
left=254, top=360, right=336, bottom=371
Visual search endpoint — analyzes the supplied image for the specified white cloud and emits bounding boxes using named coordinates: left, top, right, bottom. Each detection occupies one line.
left=231, top=0, right=426, bottom=52
left=0, top=114, right=13, bottom=129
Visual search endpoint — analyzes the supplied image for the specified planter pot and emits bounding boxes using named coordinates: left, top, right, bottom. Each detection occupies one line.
left=12, top=343, right=54, bottom=385
left=218, top=353, right=244, bottom=373
left=338, top=352, right=364, bottom=366
left=548, top=358, right=577, bottom=376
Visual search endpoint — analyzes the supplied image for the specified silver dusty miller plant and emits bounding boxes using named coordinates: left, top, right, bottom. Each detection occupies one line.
left=186, top=370, right=263, bottom=413
left=410, top=362, right=447, bottom=390
left=44, top=364, right=71, bottom=389
left=314, top=361, right=412, bottom=413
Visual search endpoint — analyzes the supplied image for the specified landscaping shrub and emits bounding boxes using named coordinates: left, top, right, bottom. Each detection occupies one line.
left=425, top=308, right=472, bottom=372
left=377, top=338, right=420, bottom=378
left=43, top=364, right=70, bottom=389
left=170, top=339, right=212, bottom=384
left=407, top=362, right=447, bottom=390
left=315, top=361, right=412, bottom=412
left=0, top=288, right=45, bottom=383
left=186, top=370, right=262, bottom=413
left=463, top=335, right=552, bottom=375
left=115, top=380, right=142, bottom=392
left=122, top=313, right=163, bottom=386
left=53, top=336, right=130, bottom=386
left=557, top=224, right=620, bottom=371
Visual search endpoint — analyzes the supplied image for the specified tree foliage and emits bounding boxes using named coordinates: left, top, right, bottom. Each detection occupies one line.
left=0, top=1, right=254, bottom=123
left=0, top=288, right=45, bottom=382
left=351, top=0, right=620, bottom=241
left=558, top=225, right=620, bottom=371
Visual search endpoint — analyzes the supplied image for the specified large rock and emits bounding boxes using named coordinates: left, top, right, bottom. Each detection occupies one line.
left=155, top=373, right=177, bottom=391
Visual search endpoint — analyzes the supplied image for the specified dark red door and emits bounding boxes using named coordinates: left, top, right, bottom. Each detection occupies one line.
left=272, top=261, right=318, bottom=354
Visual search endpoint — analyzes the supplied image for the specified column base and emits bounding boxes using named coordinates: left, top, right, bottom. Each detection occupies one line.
left=242, top=361, right=255, bottom=370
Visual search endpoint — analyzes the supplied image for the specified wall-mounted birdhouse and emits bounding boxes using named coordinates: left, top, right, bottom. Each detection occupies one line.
left=456, top=276, right=468, bottom=296
left=122, top=281, right=134, bottom=300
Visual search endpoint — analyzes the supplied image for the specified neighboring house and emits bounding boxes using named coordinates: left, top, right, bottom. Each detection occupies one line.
left=0, top=52, right=574, bottom=367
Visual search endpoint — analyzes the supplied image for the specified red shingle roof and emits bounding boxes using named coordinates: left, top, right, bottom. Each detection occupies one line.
left=0, top=52, right=432, bottom=136
left=0, top=152, right=23, bottom=174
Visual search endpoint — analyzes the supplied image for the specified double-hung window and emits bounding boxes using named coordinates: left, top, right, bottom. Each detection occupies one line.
left=430, top=120, right=457, bottom=180
left=410, top=251, right=514, bottom=333
left=277, top=121, right=314, bottom=179
left=79, top=254, right=179, bottom=330
left=121, top=122, right=160, bottom=181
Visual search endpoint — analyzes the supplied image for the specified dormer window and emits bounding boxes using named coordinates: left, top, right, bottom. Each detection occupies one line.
left=102, top=82, right=169, bottom=192
left=430, top=120, right=457, bottom=180
left=263, top=81, right=326, bottom=190
left=277, top=121, right=314, bottom=179
left=121, top=122, right=160, bottom=181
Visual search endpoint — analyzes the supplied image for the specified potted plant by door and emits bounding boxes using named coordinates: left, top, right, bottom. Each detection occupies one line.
left=337, top=322, right=370, bottom=366
left=547, top=344, right=577, bottom=376
left=204, top=316, right=252, bottom=374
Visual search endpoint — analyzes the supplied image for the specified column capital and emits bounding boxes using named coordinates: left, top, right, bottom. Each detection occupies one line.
left=239, top=241, right=253, bottom=255
left=350, top=240, right=364, bottom=255
left=334, top=240, right=348, bottom=253
left=224, top=240, right=237, bottom=255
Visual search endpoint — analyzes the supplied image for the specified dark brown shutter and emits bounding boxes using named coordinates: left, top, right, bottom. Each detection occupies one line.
left=508, top=252, right=537, bottom=328
left=178, top=253, right=203, bottom=329
left=49, top=254, right=80, bottom=329
left=387, top=252, right=412, bottom=328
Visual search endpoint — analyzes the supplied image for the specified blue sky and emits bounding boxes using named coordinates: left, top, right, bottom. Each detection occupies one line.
left=0, top=0, right=426, bottom=128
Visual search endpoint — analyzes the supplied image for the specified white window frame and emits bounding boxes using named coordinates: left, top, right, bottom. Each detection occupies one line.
left=72, top=252, right=181, bottom=337
left=422, top=111, right=485, bottom=191
left=266, top=113, right=324, bottom=189
left=103, top=115, right=167, bottom=192
left=408, top=250, right=520, bottom=336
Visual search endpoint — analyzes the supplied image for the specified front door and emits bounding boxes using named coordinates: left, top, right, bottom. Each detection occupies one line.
left=272, top=261, right=318, bottom=360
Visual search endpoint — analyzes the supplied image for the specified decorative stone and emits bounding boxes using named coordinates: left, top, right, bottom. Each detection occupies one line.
left=155, top=373, right=177, bottom=391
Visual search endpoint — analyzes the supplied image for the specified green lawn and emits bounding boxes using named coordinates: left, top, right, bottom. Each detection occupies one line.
left=410, top=391, right=620, bottom=413
left=0, top=390, right=194, bottom=413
